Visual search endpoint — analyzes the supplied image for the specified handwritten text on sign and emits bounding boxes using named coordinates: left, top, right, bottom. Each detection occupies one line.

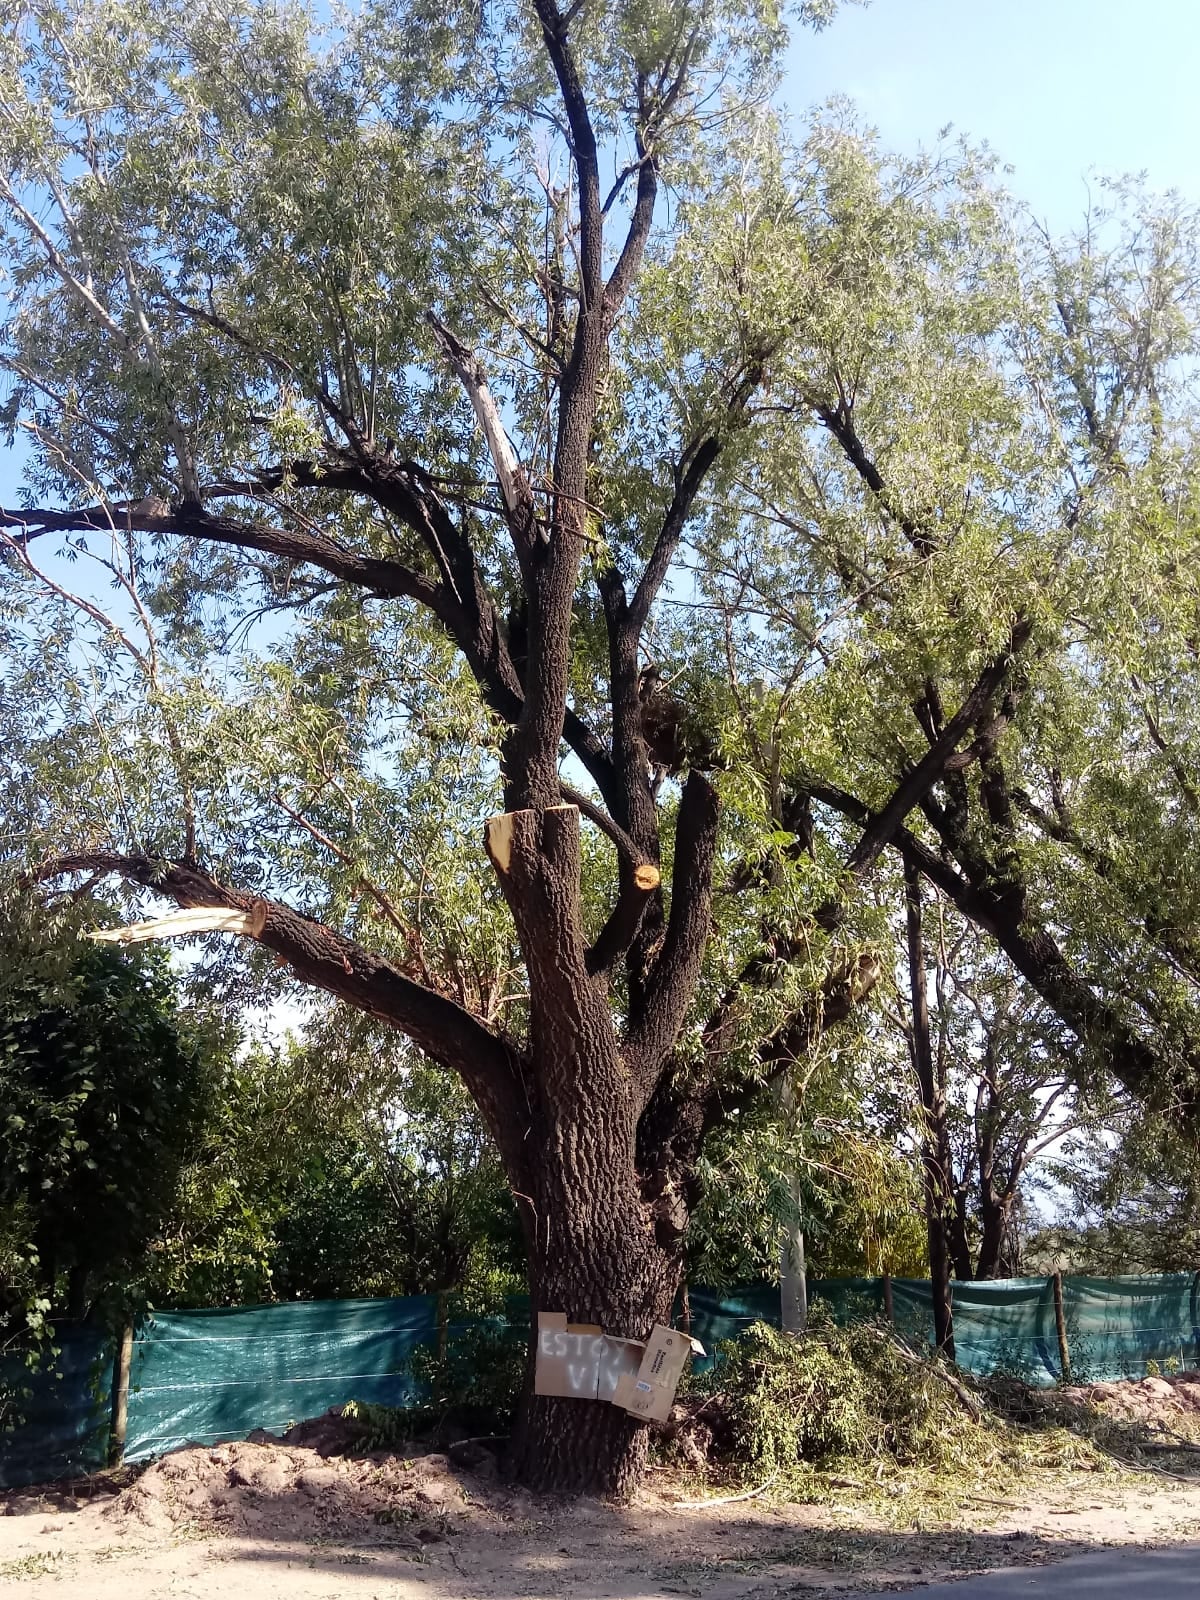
left=533, top=1314, right=644, bottom=1401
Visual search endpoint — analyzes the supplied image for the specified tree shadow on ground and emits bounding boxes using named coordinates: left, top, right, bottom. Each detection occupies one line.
left=198, top=1503, right=1119, bottom=1598
left=5, top=1411, right=1199, bottom=1599
left=59, top=1434, right=1156, bottom=1600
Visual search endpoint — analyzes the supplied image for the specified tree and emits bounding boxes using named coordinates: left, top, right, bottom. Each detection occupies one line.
left=685, top=1036, right=926, bottom=1293
left=270, top=1044, right=522, bottom=1303
left=144, top=1032, right=520, bottom=1308
left=4, top=0, right=1200, bottom=1495
left=903, top=861, right=955, bottom=1355
left=893, top=880, right=1095, bottom=1290
left=0, top=898, right=210, bottom=1327
left=1032, top=1098, right=1199, bottom=1276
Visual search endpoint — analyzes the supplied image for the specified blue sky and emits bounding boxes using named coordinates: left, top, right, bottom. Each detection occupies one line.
left=783, top=0, right=1200, bottom=228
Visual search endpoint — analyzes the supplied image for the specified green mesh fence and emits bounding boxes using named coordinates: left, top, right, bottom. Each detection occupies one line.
left=1056, top=1274, right=1200, bottom=1381
left=123, top=1296, right=439, bottom=1461
left=831, top=1273, right=1200, bottom=1383
left=5, top=1272, right=1199, bottom=1487
left=889, top=1275, right=1062, bottom=1380
left=0, top=1326, right=114, bottom=1489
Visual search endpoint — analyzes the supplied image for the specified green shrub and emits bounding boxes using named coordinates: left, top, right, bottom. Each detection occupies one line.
left=339, top=1398, right=417, bottom=1453
left=409, top=1312, right=525, bottom=1434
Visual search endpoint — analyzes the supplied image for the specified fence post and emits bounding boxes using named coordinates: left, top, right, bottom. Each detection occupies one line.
left=1052, top=1271, right=1071, bottom=1383
left=108, top=1322, right=134, bottom=1467
left=436, top=1291, right=449, bottom=1363
left=882, top=1272, right=894, bottom=1324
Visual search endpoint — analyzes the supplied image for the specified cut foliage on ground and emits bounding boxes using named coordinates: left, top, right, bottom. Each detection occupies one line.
left=660, top=1320, right=1200, bottom=1505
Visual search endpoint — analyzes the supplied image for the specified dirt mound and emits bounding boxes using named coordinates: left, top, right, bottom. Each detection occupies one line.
left=273, top=1406, right=370, bottom=1456
left=101, top=1434, right=489, bottom=1545
left=1064, top=1372, right=1200, bottom=1430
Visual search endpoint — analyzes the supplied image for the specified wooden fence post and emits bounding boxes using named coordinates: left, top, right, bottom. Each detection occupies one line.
left=1052, top=1271, right=1072, bottom=1383
left=108, top=1322, right=134, bottom=1467
left=882, top=1272, right=894, bottom=1324
left=436, top=1291, right=449, bottom=1363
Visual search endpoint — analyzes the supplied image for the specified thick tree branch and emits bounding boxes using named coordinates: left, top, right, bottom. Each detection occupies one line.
left=0, top=489, right=620, bottom=809
left=0, top=495, right=449, bottom=613
left=844, top=619, right=1033, bottom=877
left=628, top=437, right=723, bottom=634
left=425, top=312, right=541, bottom=552
left=560, top=780, right=642, bottom=867
left=501, top=4, right=611, bottom=811
left=586, top=858, right=662, bottom=978
left=815, top=397, right=933, bottom=557
left=697, top=653, right=1036, bottom=1098
left=810, top=780, right=1188, bottom=1115
left=625, top=772, right=720, bottom=1084
left=532, top=0, right=602, bottom=308
left=603, top=140, right=657, bottom=325
left=30, top=851, right=529, bottom=1159
left=687, top=625, right=1029, bottom=1082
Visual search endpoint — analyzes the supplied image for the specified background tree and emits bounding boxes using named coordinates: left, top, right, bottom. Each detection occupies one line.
left=1034, top=1102, right=1199, bottom=1274
left=686, top=1033, right=926, bottom=1294
left=889, top=885, right=1096, bottom=1287
left=144, top=1027, right=521, bottom=1308
left=4, top=0, right=1200, bottom=1494
left=0, top=897, right=212, bottom=1329
left=902, top=862, right=955, bottom=1354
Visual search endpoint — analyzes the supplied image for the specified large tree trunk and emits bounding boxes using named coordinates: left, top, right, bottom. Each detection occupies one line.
left=485, top=802, right=691, bottom=1494
left=510, top=1213, right=681, bottom=1493
left=504, top=1110, right=684, bottom=1495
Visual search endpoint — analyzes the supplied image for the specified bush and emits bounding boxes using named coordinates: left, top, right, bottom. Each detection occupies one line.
left=691, top=1316, right=988, bottom=1481
left=408, top=1310, right=526, bottom=1435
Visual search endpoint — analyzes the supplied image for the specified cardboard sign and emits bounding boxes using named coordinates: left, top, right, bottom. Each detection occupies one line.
left=534, top=1313, right=645, bottom=1401
left=613, top=1323, right=705, bottom=1422
left=535, top=1312, right=704, bottom=1422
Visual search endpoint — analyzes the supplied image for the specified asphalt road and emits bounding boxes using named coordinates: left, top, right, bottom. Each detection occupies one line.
left=845, top=1542, right=1200, bottom=1596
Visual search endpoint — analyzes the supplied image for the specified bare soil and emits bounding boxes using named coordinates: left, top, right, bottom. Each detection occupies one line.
left=1061, top=1371, right=1200, bottom=1427
left=3, top=1383, right=1200, bottom=1599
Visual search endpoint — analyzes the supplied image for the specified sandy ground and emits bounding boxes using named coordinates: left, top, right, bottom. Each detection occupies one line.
left=3, top=1432, right=1200, bottom=1600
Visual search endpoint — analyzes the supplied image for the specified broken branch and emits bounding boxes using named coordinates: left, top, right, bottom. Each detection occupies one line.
left=89, top=904, right=267, bottom=942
